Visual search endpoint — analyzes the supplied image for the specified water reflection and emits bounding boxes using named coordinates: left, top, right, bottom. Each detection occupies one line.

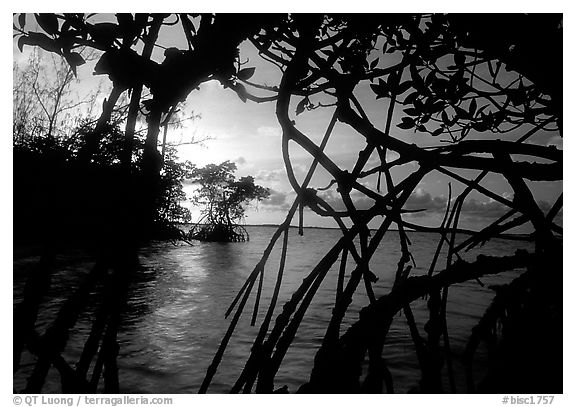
left=114, top=241, right=257, bottom=393
left=14, top=227, right=533, bottom=393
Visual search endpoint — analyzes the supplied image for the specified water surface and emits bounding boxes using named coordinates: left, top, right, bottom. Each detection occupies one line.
left=13, top=226, right=532, bottom=393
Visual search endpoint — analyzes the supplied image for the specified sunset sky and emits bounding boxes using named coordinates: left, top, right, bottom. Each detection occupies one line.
left=11, top=12, right=564, bottom=233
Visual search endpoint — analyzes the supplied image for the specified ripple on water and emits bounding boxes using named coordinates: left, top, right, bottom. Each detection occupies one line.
left=13, top=227, right=532, bottom=393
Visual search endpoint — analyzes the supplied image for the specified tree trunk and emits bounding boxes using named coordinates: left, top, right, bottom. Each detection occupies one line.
left=77, top=85, right=124, bottom=163
left=122, top=15, right=164, bottom=169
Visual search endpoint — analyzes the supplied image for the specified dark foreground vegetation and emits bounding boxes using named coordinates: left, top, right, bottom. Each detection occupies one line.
left=14, top=126, right=191, bottom=246
left=13, top=13, right=562, bottom=394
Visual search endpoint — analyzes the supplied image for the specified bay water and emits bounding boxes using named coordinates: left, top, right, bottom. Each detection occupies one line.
left=13, top=226, right=532, bottom=393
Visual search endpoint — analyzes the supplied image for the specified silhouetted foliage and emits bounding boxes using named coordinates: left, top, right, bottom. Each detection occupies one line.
left=196, top=13, right=562, bottom=394
left=13, top=13, right=562, bottom=394
left=13, top=120, right=194, bottom=244
left=157, top=148, right=195, bottom=224
left=188, top=161, right=270, bottom=242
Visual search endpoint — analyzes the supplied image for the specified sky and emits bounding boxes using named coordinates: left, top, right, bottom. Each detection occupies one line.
left=4, top=7, right=573, bottom=401
left=159, top=24, right=562, bottom=232
left=10, top=12, right=564, bottom=233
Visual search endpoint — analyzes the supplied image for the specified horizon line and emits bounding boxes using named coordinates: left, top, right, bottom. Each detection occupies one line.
left=177, top=222, right=535, bottom=240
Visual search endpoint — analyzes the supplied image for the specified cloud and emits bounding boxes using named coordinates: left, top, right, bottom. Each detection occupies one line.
left=289, top=163, right=308, bottom=178
left=316, top=190, right=345, bottom=211
left=260, top=189, right=292, bottom=211
left=256, top=168, right=284, bottom=182
left=459, top=199, right=508, bottom=217
left=262, top=190, right=287, bottom=206
left=316, top=189, right=375, bottom=211
left=255, top=185, right=560, bottom=227
left=256, top=126, right=282, bottom=138
left=366, top=150, right=400, bottom=166
left=405, top=188, right=447, bottom=212
left=259, top=186, right=375, bottom=214
left=235, top=156, right=247, bottom=166
left=403, top=188, right=511, bottom=219
left=254, top=164, right=309, bottom=183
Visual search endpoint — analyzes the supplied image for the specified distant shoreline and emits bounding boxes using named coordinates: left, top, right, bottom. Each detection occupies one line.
left=177, top=222, right=534, bottom=241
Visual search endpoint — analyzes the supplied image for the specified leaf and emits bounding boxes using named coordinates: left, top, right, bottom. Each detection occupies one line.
left=403, top=108, right=419, bottom=116
left=27, top=32, right=60, bottom=53
left=18, top=13, right=26, bottom=29
left=441, top=110, right=450, bottom=125
left=469, top=98, right=477, bottom=116
left=476, top=104, right=489, bottom=116
left=35, top=13, right=59, bottom=35
left=404, top=91, right=418, bottom=105
left=235, top=83, right=248, bottom=103
left=396, top=80, right=412, bottom=95
left=397, top=117, right=416, bottom=130
left=237, top=67, right=256, bottom=81
left=430, top=100, right=446, bottom=113
left=471, top=121, right=488, bottom=132
left=296, top=97, right=308, bottom=115
left=17, top=36, right=29, bottom=52
left=425, top=71, right=437, bottom=86
left=454, top=105, right=470, bottom=119
left=410, top=64, right=423, bottom=89
left=493, top=111, right=506, bottom=127
left=370, top=78, right=388, bottom=99
left=369, top=58, right=379, bottom=70
left=397, top=122, right=413, bottom=130
left=432, top=127, right=444, bottom=137
left=65, top=52, right=86, bottom=67
left=413, top=97, right=424, bottom=110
